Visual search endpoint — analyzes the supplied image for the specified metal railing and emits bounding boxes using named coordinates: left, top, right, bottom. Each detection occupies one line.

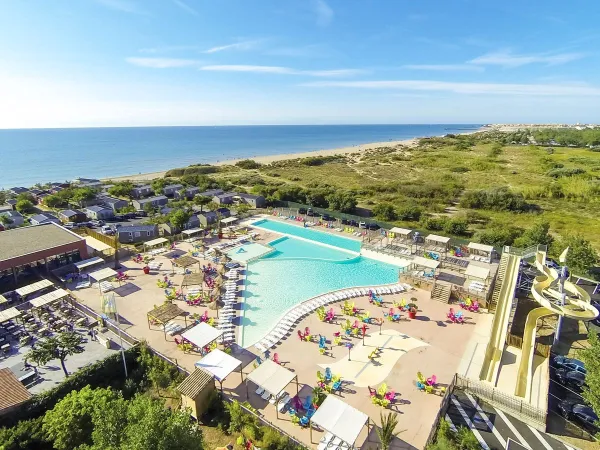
left=454, top=374, right=547, bottom=426
left=425, top=374, right=457, bottom=446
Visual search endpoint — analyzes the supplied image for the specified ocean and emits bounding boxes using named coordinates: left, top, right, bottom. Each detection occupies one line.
left=0, top=124, right=481, bottom=188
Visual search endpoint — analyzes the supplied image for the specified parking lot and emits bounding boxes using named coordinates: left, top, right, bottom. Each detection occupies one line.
left=446, top=390, right=575, bottom=450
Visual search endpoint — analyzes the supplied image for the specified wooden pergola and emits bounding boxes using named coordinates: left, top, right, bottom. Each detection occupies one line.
left=147, top=303, right=188, bottom=340
left=181, top=273, right=204, bottom=287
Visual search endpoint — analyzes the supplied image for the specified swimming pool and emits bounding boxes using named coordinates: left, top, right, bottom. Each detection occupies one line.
left=239, top=235, right=404, bottom=347
left=252, top=218, right=361, bottom=252
left=225, top=242, right=273, bottom=262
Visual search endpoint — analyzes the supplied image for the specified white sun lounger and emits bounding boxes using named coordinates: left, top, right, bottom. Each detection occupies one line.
left=261, top=390, right=271, bottom=401
left=277, top=394, right=291, bottom=412
left=255, top=343, right=266, bottom=353
left=256, top=386, right=265, bottom=395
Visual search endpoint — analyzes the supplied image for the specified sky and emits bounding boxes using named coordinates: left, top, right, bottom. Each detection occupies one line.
left=1, top=0, right=599, bottom=128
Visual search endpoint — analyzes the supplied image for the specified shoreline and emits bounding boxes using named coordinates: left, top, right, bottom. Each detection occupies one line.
left=104, top=138, right=420, bottom=182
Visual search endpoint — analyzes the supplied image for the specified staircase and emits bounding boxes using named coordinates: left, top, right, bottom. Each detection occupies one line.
left=431, top=283, right=451, bottom=303
left=490, top=253, right=509, bottom=312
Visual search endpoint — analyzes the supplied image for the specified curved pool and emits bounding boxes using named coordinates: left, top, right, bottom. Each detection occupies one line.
left=239, top=235, right=404, bottom=347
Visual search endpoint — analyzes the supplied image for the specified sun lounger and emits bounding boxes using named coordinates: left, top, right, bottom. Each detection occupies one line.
left=256, top=386, right=265, bottom=395
left=277, top=394, right=291, bottom=412
left=261, top=390, right=271, bottom=401
left=255, top=343, right=266, bottom=353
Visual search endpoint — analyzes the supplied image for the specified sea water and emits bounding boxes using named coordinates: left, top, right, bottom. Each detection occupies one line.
left=0, top=124, right=481, bottom=187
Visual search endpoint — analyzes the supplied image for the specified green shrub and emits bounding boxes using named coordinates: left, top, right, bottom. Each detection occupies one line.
left=546, top=167, right=586, bottom=178
left=397, top=205, right=423, bottom=221
left=460, top=187, right=528, bottom=212
left=421, top=216, right=447, bottom=231
left=235, top=159, right=262, bottom=169
left=373, top=203, right=397, bottom=221
left=443, top=217, right=469, bottom=236
left=449, top=166, right=470, bottom=173
left=476, top=225, right=522, bottom=247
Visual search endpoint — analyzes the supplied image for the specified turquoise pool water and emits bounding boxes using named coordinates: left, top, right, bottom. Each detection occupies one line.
left=226, top=242, right=273, bottom=262
left=252, top=218, right=361, bottom=252
left=240, top=236, right=402, bottom=347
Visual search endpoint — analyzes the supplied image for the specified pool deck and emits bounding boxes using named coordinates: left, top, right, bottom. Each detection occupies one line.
left=70, top=221, right=488, bottom=449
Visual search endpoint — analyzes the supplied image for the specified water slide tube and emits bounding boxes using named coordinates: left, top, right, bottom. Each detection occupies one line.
left=514, top=250, right=599, bottom=400
left=479, top=253, right=522, bottom=384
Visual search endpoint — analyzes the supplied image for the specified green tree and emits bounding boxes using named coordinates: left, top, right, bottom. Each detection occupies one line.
left=25, top=331, right=85, bottom=376
left=376, top=411, right=401, bottom=450
left=108, top=181, right=134, bottom=198
left=151, top=179, right=168, bottom=195
left=579, top=332, right=600, bottom=426
left=120, top=394, right=204, bottom=450
left=373, top=203, right=397, bottom=221
left=15, top=199, right=35, bottom=213
left=396, top=204, right=422, bottom=221
left=169, top=209, right=192, bottom=231
left=0, top=416, right=50, bottom=450
left=206, top=201, right=219, bottom=212
left=225, top=400, right=257, bottom=435
left=72, top=187, right=97, bottom=207
left=143, top=202, right=157, bottom=216
left=443, top=217, right=469, bottom=236
left=0, top=189, right=7, bottom=205
left=44, top=194, right=64, bottom=208
left=235, top=203, right=251, bottom=216
left=42, top=386, right=121, bottom=450
left=117, top=205, right=136, bottom=215
left=16, top=192, right=36, bottom=203
left=513, top=221, right=553, bottom=249
left=556, top=235, right=598, bottom=277
left=326, top=191, right=357, bottom=213
left=194, top=195, right=212, bottom=211
left=0, top=214, right=13, bottom=225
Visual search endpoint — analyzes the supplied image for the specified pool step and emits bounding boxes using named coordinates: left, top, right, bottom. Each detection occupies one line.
left=431, top=283, right=451, bottom=303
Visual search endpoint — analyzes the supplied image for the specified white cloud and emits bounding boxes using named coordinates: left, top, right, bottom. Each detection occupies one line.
left=199, top=65, right=364, bottom=77
left=94, top=0, right=144, bottom=14
left=469, top=50, right=585, bottom=67
left=139, top=45, right=201, bottom=54
left=171, top=0, right=198, bottom=16
left=313, top=0, right=333, bottom=26
left=126, top=57, right=203, bottom=68
left=303, top=79, right=600, bottom=96
left=202, top=40, right=260, bottom=54
left=403, top=64, right=484, bottom=72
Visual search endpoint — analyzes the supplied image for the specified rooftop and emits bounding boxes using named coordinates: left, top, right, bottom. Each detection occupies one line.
left=0, top=223, right=84, bottom=262
left=136, top=195, right=168, bottom=203
left=85, top=205, right=111, bottom=213
left=0, top=368, right=32, bottom=412
left=177, top=368, right=214, bottom=398
left=117, top=224, right=157, bottom=233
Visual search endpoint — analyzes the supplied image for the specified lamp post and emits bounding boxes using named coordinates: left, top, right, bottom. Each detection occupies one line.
left=346, top=342, right=353, bottom=361
left=101, top=293, right=128, bottom=377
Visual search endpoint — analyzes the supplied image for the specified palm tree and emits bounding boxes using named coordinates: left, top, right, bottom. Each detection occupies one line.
left=376, top=411, right=401, bottom=450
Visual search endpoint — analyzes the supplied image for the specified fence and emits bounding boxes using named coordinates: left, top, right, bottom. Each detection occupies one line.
left=454, top=374, right=547, bottom=427
left=506, top=333, right=551, bottom=357
left=425, top=374, right=457, bottom=446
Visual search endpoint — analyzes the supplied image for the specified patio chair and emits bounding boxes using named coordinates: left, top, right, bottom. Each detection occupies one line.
left=302, top=396, right=312, bottom=411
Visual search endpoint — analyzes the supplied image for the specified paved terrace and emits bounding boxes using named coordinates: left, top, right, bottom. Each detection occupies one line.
left=72, top=230, right=488, bottom=449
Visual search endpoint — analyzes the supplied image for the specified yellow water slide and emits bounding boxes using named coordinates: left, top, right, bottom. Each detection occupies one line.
left=514, top=250, right=598, bottom=400
left=479, top=253, right=522, bottom=384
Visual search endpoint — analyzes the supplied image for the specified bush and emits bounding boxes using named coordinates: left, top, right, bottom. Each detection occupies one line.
left=443, top=218, right=469, bottom=236
left=0, top=416, right=50, bottom=450
left=396, top=205, right=423, bottom=221
left=300, top=155, right=341, bottom=166
left=326, top=191, right=357, bottom=213
left=476, top=226, right=522, bottom=247
left=421, top=216, right=447, bottom=231
left=460, top=187, right=528, bottom=212
left=487, top=143, right=503, bottom=158
left=450, top=166, right=470, bottom=173
left=16, top=199, right=35, bottom=213
left=373, top=203, right=397, bottom=221
left=546, top=167, right=586, bottom=178
left=235, top=159, right=262, bottom=169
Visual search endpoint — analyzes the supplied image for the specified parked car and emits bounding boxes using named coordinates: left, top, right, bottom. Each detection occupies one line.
left=63, top=222, right=76, bottom=229
left=306, top=208, right=314, bottom=216
left=135, top=209, right=147, bottom=217
left=349, top=220, right=359, bottom=227
left=358, top=222, right=366, bottom=229
left=101, top=225, right=114, bottom=235
left=321, top=214, right=334, bottom=221
left=558, top=402, right=599, bottom=434
left=90, top=220, right=104, bottom=227
left=114, top=214, right=125, bottom=221
left=553, top=356, right=586, bottom=374
left=298, top=208, right=307, bottom=214
left=341, top=218, right=349, bottom=225
left=367, top=223, right=380, bottom=230
left=555, top=368, right=586, bottom=392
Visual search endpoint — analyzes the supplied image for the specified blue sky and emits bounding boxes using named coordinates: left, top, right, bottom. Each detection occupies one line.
left=1, top=0, right=599, bottom=128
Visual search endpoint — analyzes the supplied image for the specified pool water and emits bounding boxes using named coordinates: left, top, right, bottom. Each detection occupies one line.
left=226, top=242, right=273, bottom=262
left=240, top=236, right=403, bottom=347
left=252, top=218, right=361, bottom=252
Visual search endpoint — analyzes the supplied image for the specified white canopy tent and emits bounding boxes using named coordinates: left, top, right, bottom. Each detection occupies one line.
left=144, top=237, right=168, bottom=252
left=195, top=348, right=243, bottom=390
left=411, top=256, right=440, bottom=270
left=465, top=265, right=490, bottom=281
left=467, top=242, right=494, bottom=254
left=15, top=279, right=53, bottom=297
left=246, top=359, right=299, bottom=416
left=309, top=396, right=369, bottom=448
left=88, top=267, right=118, bottom=282
left=0, top=307, right=22, bottom=323
left=74, top=256, right=104, bottom=272
left=182, top=322, right=223, bottom=350
left=389, top=227, right=412, bottom=237
left=425, top=234, right=451, bottom=249
left=182, top=228, right=203, bottom=240
left=221, top=217, right=238, bottom=225
left=29, top=288, right=70, bottom=309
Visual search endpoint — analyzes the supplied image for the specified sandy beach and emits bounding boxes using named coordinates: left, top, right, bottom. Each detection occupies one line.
left=104, top=138, right=419, bottom=182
